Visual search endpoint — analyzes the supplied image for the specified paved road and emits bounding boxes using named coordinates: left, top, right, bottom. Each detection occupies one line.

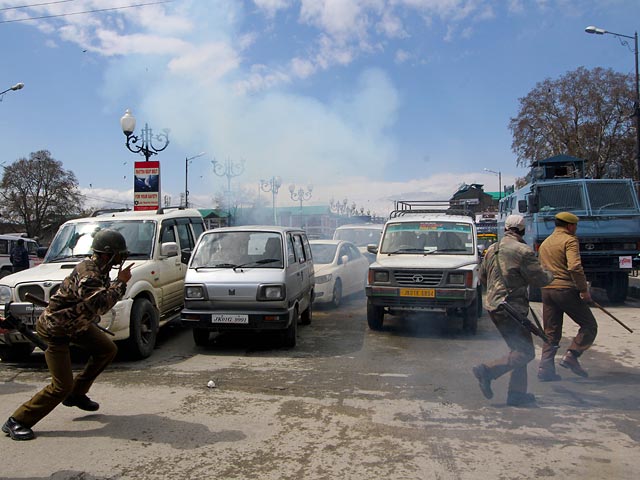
left=1, top=290, right=638, bottom=480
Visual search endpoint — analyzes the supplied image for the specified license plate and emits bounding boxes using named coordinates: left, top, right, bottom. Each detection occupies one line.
left=400, top=288, right=435, bottom=298
left=211, top=314, right=249, bottom=324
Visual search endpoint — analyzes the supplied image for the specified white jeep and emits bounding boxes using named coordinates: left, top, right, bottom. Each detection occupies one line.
left=0, top=208, right=205, bottom=361
left=365, top=201, right=482, bottom=333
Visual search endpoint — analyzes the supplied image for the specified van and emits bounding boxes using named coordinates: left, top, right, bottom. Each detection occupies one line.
left=0, top=235, right=41, bottom=277
left=0, top=208, right=205, bottom=361
left=182, top=226, right=315, bottom=348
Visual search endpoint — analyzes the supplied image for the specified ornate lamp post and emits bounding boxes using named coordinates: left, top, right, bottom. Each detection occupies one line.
left=289, top=183, right=313, bottom=212
left=585, top=25, right=640, bottom=180
left=120, top=109, right=170, bottom=161
left=260, top=176, right=282, bottom=225
left=185, top=152, right=206, bottom=208
left=330, top=197, right=349, bottom=216
left=212, top=158, right=245, bottom=225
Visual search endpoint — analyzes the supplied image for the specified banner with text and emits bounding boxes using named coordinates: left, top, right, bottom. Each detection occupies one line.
left=134, top=161, right=160, bottom=211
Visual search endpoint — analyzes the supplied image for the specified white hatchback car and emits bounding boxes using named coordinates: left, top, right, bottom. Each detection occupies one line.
left=309, top=239, right=369, bottom=307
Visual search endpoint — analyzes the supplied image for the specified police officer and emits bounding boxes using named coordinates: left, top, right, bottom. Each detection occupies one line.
left=2, top=229, right=133, bottom=441
left=10, top=238, right=30, bottom=273
left=473, top=214, right=553, bottom=406
left=537, top=212, right=597, bottom=380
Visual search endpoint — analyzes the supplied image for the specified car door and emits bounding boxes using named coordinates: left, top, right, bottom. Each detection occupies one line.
left=157, top=220, right=185, bottom=313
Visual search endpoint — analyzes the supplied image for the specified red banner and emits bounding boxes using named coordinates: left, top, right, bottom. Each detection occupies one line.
left=134, top=161, right=160, bottom=211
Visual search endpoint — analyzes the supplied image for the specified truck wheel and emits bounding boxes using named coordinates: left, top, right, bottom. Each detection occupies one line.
left=0, top=344, right=35, bottom=362
left=125, top=298, right=159, bottom=359
left=367, top=299, right=384, bottom=330
left=606, top=272, right=628, bottom=303
left=463, top=297, right=479, bottom=335
left=193, top=328, right=210, bottom=346
left=283, top=306, right=298, bottom=348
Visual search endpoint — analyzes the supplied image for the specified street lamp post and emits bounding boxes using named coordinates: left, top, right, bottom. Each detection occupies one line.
left=212, top=158, right=245, bottom=225
left=185, top=152, right=206, bottom=208
left=260, top=176, right=282, bottom=225
left=483, top=168, right=502, bottom=199
left=289, top=183, right=313, bottom=228
left=585, top=25, right=640, bottom=180
left=330, top=198, right=349, bottom=215
left=120, top=109, right=170, bottom=161
left=0, top=82, right=24, bottom=99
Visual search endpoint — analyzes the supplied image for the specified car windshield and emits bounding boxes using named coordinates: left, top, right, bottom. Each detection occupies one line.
left=191, top=231, right=284, bottom=269
left=310, top=243, right=337, bottom=264
left=380, top=221, right=474, bottom=254
left=334, top=227, right=382, bottom=247
left=45, top=220, right=156, bottom=262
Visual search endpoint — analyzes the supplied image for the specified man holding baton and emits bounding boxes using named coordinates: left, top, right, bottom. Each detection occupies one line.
left=3, top=229, right=133, bottom=441
left=537, top=212, right=598, bottom=381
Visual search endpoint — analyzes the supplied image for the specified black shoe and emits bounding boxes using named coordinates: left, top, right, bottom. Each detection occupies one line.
left=559, top=352, right=589, bottom=378
left=507, top=392, right=537, bottom=407
left=2, top=417, right=35, bottom=441
left=62, top=394, right=99, bottom=411
left=537, top=369, right=562, bottom=382
left=472, top=364, right=493, bottom=399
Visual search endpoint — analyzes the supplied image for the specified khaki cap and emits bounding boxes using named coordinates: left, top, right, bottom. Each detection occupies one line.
left=504, top=214, right=525, bottom=230
left=555, top=211, right=579, bottom=224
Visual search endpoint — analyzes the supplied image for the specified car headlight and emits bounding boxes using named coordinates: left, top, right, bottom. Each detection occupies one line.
left=315, top=274, right=333, bottom=284
left=0, top=285, right=12, bottom=304
left=448, top=273, right=465, bottom=285
left=185, top=285, right=205, bottom=299
left=258, top=284, right=285, bottom=301
left=371, top=270, right=389, bottom=283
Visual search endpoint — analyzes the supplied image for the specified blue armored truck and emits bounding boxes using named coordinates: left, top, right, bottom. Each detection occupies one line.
left=497, top=155, right=640, bottom=302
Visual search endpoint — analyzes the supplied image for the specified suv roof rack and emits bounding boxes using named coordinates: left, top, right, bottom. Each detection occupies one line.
left=156, top=206, right=188, bottom=215
left=90, top=208, right=130, bottom=217
left=389, top=200, right=474, bottom=219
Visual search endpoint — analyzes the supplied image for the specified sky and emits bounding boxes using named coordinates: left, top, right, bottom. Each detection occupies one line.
left=1, top=0, right=639, bottom=218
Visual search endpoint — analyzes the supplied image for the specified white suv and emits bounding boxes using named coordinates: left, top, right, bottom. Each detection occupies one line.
left=365, top=201, right=482, bottom=333
left=0, top=208, right=205, bottom=361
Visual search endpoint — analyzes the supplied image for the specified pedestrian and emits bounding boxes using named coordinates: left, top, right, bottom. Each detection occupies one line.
left=537, top=212, right=597, bottom=380
left=10, top=238, right=30, bottom=273
left=473, top=214, right=553, bottom=406
left=2, top=229, right=133, bottom=441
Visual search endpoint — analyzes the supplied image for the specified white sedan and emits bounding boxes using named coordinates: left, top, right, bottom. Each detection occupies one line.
left=309, top=240, right=369, bottom=307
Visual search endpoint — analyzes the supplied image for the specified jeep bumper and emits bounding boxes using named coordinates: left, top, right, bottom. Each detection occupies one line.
left=366, top=285, right=476, bottom=312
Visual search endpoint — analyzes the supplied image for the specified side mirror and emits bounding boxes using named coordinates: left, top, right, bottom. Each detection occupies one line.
left=367, top=244, right=378, bottom=254
left=527, top=194, right=539, bottom=213
left=518, top=199, right=527, bottom=213
left=341, top=255, right=349, bottom=265
left=160, top=242, right=179, bottom=258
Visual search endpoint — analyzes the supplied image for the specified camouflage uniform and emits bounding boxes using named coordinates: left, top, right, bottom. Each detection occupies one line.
left=10, top=257, right=127, bottom=428
left=478, top=230, right=553, bottom=396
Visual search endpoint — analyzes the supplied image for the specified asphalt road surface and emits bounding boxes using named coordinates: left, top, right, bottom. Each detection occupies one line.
left=1, top=289, right=639, bottom=480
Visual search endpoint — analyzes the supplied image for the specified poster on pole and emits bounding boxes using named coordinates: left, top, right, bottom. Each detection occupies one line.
left=133, top=161, right=161, bottom=211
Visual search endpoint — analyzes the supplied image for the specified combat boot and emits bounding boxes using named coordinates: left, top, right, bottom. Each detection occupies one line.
left=559, top=351, right=588, bottom=378
left=62, top=393, right=100, bottom=411
left=472, top=364, right=493, bottom=399
left=537, top=360, right=561, bottom=382
left=2, top=417, right=35, bottom=441
left=506, top=392, right=537, bottom=407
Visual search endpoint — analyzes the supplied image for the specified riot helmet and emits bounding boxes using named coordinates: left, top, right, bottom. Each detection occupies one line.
left=91, top=229, right=129, bottom=256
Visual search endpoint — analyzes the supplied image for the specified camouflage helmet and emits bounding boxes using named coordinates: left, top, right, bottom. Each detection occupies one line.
left=91, top=229, right=128, bottom=255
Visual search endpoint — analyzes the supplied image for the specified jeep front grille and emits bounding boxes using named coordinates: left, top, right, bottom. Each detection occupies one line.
left=17, top=284, right=61, bottom=303
left=393, top=270, right=443, bottom=287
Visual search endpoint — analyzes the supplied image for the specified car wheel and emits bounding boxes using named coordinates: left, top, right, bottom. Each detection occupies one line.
left=193, top=328, right=210, bottom=347
left=331, top=279, right=342, bottom=308
left=367, top=298, right=384, bottom=330
left=300, top=300, right=312, bottom=325
left=125, top=298, right=159, bottom=359
left=0, top=343, right=35, bottom=362
left=283, top=306, right=298, bottom=348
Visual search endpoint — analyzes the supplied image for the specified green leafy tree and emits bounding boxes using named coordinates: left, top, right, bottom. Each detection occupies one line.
left=1, top=150, right=84, bottom=240
left=509, top=66, right=637, bottom=178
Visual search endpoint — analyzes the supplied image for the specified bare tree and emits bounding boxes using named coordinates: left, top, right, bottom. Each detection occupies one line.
left=509, top=66, right=636, bottom=178
left=1, top=150, right=84, bottom=239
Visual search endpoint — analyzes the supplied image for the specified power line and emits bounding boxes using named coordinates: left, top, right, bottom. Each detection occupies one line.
left=1, top=1, right=77, bottom=12
left=0, top=0, right=173, bottom=24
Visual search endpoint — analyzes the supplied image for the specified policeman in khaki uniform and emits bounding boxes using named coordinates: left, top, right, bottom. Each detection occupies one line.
left=2, top=230, right=132, bottom=441
left=537, top=212, right=597, bottom=381
left=473, top=214, right=553, bottom=406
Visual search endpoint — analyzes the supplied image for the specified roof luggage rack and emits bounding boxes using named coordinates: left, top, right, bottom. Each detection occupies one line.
left=389, top=200, right=474, bottom=219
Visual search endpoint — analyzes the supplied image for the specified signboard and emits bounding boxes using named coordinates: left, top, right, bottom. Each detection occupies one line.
left=134, top=161, right=160, bottom=211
